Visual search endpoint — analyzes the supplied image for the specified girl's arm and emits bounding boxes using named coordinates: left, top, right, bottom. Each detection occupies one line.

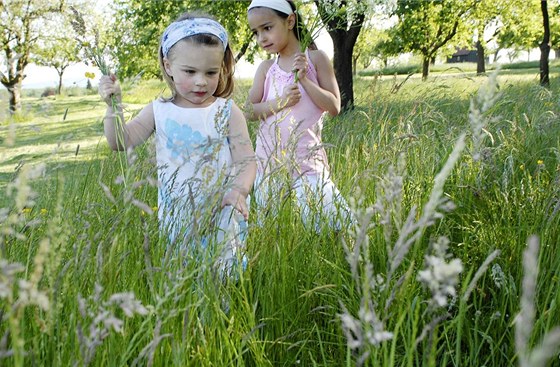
left=99, top=75, right=155, bottom=151
left=223, top=102, right=257, bottom=219
left=244, top=60, right=301, bottom=121
left=294, top=50, right=341, bottom=116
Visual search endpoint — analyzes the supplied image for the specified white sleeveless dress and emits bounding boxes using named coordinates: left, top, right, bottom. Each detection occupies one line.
left=153, top=98, right=246, bottom=272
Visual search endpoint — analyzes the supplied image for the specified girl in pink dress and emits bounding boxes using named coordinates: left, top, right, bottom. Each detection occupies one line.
left=246, top=0, right=352, bottom=230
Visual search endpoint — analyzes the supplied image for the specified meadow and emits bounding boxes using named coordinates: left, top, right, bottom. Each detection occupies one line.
left=1, top=67, right=560, bottom=366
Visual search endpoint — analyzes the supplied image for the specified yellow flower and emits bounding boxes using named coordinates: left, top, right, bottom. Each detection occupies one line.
left=519, top=164, right=524, bottom=170
left=537, top=160, right=544, bottom=165
left=85, top=71, right=96, bottom=79
left=40, top=208, right=48, bottom=215
left=22, top=208, right=32, bottom=214
left=152, top=206, right=158, bottom=213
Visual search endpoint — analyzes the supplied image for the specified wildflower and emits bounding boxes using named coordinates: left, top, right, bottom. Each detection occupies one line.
left=17, top=279, right=50, bottom=311
left=85, top=71, right=95, bottom=79
left=40, top=208, right=47, bottom=215
left=0, top=260, right=24, bottom=298
left=520, top=164, right=525, bottom=171
left=491, top=263, right=506, bottom=289
left=22, top=208, right=32, bottom=214
left=339, top=302, right=393, bottom=352
left=109, top=292, right=149, bottom=317
left=417, top=237, right=463, bottom=308
left=77, top=284, right=150, bottom=365
left=514, top=235, right=560, bottom=367
left=537, top=160, right=544, bottom=166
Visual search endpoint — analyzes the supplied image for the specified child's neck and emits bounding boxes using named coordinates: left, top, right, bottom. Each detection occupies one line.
left=277, top=40, right=301, bottom=58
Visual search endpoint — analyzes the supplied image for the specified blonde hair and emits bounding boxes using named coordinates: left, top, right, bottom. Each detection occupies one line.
left=158, top=12, right=235, bottom=100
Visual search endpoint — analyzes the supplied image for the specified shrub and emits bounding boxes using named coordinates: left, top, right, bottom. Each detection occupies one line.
left=40, top=87, right=56, bottom=98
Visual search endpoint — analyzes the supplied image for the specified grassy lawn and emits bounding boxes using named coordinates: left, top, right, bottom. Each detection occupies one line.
left=1, top=67, right=560, bottom=366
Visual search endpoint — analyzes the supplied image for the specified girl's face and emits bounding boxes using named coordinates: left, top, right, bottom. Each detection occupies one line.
left=164, top=40, right=224, bottom=108
left=248, top=7, right=295, bottom=54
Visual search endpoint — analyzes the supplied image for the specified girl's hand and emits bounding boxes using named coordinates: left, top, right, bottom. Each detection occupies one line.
left=98, top=74, right=122, bottom=105
left=221, top=188, right=249, bottom=220
left=281, top=83, right=301, bottom=108
left=293, top=52, right=309, bottom=81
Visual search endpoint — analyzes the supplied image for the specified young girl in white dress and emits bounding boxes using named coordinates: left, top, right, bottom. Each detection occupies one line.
left=99, top=13, right=256, bottom=270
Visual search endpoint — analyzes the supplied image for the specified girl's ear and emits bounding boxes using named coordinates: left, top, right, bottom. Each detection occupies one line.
left=163, top=58, right=172, bottom=77
left=287, top=13, right=296, bottom=30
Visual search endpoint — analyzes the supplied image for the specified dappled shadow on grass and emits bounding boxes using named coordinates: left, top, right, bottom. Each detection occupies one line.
left=0, top=152, right=107, bottom=207
left=3, top=116, right=105, bottom=144
left=0, top=145, right=158, bottom=210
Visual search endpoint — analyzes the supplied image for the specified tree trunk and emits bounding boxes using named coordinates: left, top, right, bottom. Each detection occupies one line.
left=476, top=39, right=486, bottom=75
left=493, top=47, right=501, bottom=63
left=332, top=37, right=354, bottom=110
left=7, top=84, right=22, bottom=114
left=540, top=0, right=550, bottom=87
left=314, top=0, right=365, bottom=112
left=422, top=56, right=430, bottom=81
left=57, top=72, right=63, bottom=95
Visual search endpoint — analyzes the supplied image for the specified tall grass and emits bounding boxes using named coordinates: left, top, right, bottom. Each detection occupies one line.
left=1, top=69, right=560, bottom=366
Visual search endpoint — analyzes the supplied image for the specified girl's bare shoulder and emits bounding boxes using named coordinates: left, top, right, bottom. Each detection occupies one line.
left=256, top=58, right=275, bottom=76
left=308, top=49, right=330, bottom=65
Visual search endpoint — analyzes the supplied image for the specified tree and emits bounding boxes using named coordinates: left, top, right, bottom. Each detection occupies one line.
left=314, top=0, right=369, bottom=110
left=547, top=1, right=560, bottom=58
left=466, top=0, right=514, bottom=75
left=388, top=0, right=476, bottom=80
left=495, top=2, right=541, bottom=62
left=110, top=0, right=253, bottom=79
left=0, top=0, right=64, bottom=114
left=34, top=36, right=79, bottom=94
left=353, top=25, right=390, bottom=74
left=540, top=0, right=550, bottom=87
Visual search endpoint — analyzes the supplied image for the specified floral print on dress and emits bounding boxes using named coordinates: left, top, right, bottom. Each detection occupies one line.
left=163, top=118, right=205, bottom=159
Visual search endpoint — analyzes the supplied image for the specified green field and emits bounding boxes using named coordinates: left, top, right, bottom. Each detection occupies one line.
left=1, top=68, right=560, bottom=366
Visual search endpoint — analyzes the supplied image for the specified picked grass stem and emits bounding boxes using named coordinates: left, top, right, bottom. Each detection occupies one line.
left=110, top=95, right=128, bottom=187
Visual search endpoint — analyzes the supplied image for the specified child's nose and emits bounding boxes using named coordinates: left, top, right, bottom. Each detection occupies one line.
left=195, top=76, right=207, bottom=86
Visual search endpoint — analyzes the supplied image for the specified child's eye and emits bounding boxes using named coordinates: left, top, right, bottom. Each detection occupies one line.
left=184, top=70, right=195, bottom=74
left=251, top=31, right=258, bottom=37
left=207, top=71, right=218, bottom=76
left=264, top=26, right=271, bottom=31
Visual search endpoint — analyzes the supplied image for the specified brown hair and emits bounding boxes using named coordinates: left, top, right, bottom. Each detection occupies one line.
left=262, top=0, right=317, bottom=50
left=158, top=12, right=235, bottom=100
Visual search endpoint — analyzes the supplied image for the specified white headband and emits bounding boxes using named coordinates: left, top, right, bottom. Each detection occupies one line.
left=161, top=18, right=228, bottom=57
left=248, top=0, right=294, bottom=15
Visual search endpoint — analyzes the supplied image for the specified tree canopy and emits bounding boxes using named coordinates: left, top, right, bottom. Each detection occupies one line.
left=110, top=0, right=253, bottom=79
left=387, top=0, right=477, bottom=80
